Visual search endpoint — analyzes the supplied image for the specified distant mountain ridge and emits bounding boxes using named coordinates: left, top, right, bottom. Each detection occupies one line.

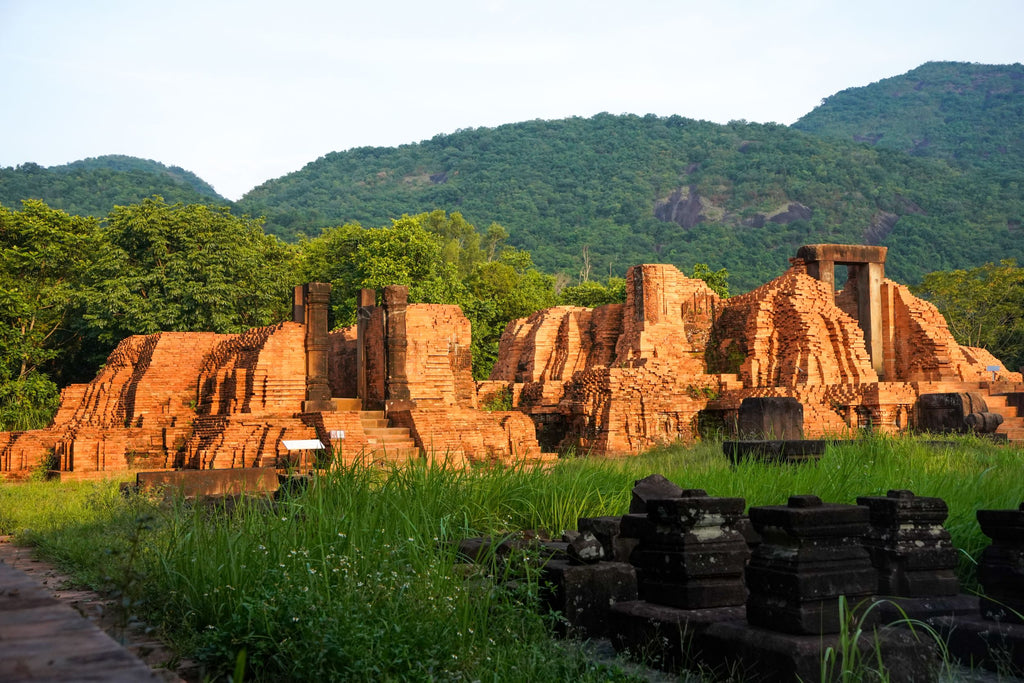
left=0, top=154, right=226, bottom=217
left=56, top=155, right=223, bottom=198
left=793, top=61, right=1024, bottom=171
left=2, top=62, right=1023, bottom=291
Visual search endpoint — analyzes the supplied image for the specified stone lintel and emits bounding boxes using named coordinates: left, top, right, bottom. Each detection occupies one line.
left=796, top=243, right=888, bottom=265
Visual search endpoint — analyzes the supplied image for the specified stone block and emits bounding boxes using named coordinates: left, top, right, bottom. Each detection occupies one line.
left=629, top=474, right=684, bottom=513
left=576, top=515, right=638, bottom=562
left=737, top=397, right=804, bottom=440
left=567, top=531, right=605, bottom=564
left=631, top=491, right=749, bottom=610
left=746, top=495, right=876, bottom=634
left=701, top=619, right=941, bottom=682
left=977, top=503, right=1024, bottom=624
left=608, top=600, right=745, bottom=673
left=933, top=614, right=1024, bottom=677
left=856, top=490, right=959, bottom=597
left=916, top=392, right=989, bottom=433
left=540, top=559, right=638, bottom=639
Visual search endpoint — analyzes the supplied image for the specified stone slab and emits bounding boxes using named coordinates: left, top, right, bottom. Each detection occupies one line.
left=724, top=440, right=830, bottom=464
left=540, top=559, right=638, bottom=639
left=873, top=593, right=979, bottom=624
left=933, top=613, right=1024, bottom=677
left=608, top=600, right=746, bottom=673
left=0, top=561, right=161, bottom=681
left=701, top=619, right=941, bottom=682
left=133, top=467, right=279, bottom=498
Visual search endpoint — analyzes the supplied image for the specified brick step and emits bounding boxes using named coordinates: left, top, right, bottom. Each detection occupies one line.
left=333, top=398, right=362, bottom=411
left=359, top=411, right=385, bottom=421
left=360, top=418, right=389, bottom=429
left=919, top=382, right=987, bottom=393
left=363, top=427, right=411, bottom=438
left=340, top=445, right=421, bottom=464
left=996, top=417, right=1024, bottom=434
left=1001, top=429, right=1024, bottom=443
left=993, top=393, right=1024, bottom=417
left=365, top=446, right=422, bottom=462
left=367, top=438, right=417, bottom=450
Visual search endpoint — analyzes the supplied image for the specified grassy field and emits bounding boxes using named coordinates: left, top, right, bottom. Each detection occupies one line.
left=1, top=434, right=1021, bottom=681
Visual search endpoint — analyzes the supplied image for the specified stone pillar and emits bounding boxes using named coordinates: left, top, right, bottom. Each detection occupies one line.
left=880, top=281, right=896, bottom=381
left=858, top=261, right=885, bottom=378
left=977, top=502, right=1024, bottom=623
left=356, top=288, right=375, bottom=405
left=745, top=495, right=876, bottom=634
left=301, top=282, right=334, bottom=413
left=737, top=396, right=803, bottom=440
left=806, top=259, right=835, bottom=293
left=629, top=490, right=749, bottom=609
left=383, top=285, right=414, bottom=411
left=292, top=285, right=305, bottom=324
left=857, top=490, right=959, bottom=597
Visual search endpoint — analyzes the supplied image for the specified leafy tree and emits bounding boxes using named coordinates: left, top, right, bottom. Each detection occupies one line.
left=691, top=263, right=730, bottom=297
left=299, top=212, right=556, bottom=378
left=0, top=371, right=60, bottom=431
left=465, top=249, right=557, bottom=376
left=83, top=198, right=295, bottom=347
left=558, top=278, right=626, bottom=307
left=0, top=200, right=102, bottom=428
left=913, top=260, right=1024, bottom=371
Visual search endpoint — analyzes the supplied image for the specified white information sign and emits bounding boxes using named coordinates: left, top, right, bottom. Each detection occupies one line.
left=282, top=439, right=326, bottom=451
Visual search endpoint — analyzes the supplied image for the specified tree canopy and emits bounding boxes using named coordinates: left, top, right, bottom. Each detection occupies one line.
left=913, top=259, right=1024, bottom=372
left=83, top=198, right=295, bottom=347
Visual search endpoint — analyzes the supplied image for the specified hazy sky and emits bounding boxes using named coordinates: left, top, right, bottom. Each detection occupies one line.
left=1, top=0, right=1022, bottom=200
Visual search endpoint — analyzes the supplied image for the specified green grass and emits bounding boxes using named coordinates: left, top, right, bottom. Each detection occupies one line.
left=1, top=433, right=1021, bottom=680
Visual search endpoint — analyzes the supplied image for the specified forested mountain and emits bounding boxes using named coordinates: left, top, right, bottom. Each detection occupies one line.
left=237, top=111, right=1024, bottom=291
left=793, top=62, right=1024, bottom=171
left=3, top=63, right=1023, bottom=293
left=0, top=155, right=226, bottom=217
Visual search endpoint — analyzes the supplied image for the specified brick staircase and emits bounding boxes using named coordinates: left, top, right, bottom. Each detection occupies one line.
left=985, top=392, right=1024, bottom=442
left=358, top=411, right=420, bottom=463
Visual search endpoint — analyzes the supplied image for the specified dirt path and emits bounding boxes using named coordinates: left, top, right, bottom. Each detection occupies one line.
left=0, top=536, right=198, bottom=682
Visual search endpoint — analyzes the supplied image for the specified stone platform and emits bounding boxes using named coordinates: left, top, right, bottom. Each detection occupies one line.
left=0, top=546, right=169, bottom=681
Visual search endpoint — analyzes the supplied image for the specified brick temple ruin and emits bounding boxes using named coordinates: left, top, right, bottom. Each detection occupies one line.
left=1, top=244, right=1023, bottom=479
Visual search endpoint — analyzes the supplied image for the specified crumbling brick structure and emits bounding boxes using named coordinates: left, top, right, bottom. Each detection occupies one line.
left=1, top=283, right=548, bottom=479
left=489, top=246, right=1023, bottom=453
left=2, top=244, right=1023, bottom=478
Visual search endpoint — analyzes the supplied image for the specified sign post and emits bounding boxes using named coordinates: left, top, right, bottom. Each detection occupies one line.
left=282, top=439, right=326, bottom=472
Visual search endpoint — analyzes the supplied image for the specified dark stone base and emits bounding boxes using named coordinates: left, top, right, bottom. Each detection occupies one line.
left=608, top=600, right=745, bottom=673
left=873, top=593, right=978, bottom=624
left=132, top=467, right=279, bottom=497
left=638, top=577, right=747, bottom=610
left=933, top=614, right=1024, bottom=677
left=746, top=592, right=877, bottom=635
left=700, top=620, right=941, bottom=682
left=723, top=440, right=831, bottom=464
left=540, top=560, right=638, bottom=639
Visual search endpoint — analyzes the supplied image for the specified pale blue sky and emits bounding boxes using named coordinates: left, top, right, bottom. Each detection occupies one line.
left=1, top=0, right=1021, bottom=200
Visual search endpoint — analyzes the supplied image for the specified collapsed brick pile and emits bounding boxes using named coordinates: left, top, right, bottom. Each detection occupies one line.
left=0, top=284, right=550, bottom=478
left=491, top=252, right=1023, bottom=453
